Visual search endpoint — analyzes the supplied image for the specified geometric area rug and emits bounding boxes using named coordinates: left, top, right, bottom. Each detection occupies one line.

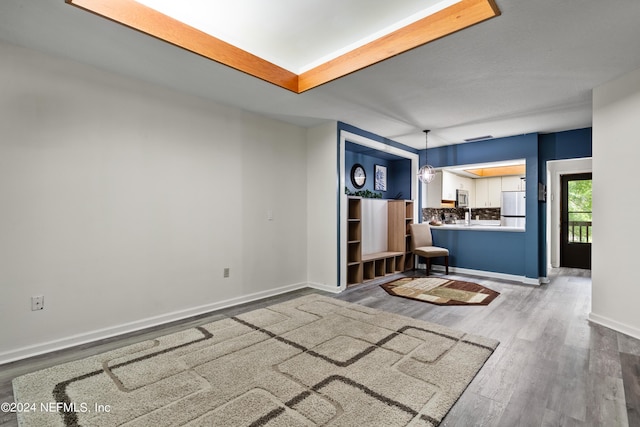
left=12, top=294, right=499, bottom=426
left=381, top=277, right=500, bottom=306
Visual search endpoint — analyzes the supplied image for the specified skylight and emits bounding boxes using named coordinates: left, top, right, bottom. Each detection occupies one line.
left=133, top=0, right=463, bottom=74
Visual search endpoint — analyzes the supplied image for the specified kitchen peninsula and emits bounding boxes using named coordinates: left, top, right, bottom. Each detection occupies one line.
left=427, top=221, right=531, bottom=283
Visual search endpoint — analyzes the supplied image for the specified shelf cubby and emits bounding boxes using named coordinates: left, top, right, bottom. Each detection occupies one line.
left=347, top=241, right=361, bottom=263
left=363, top=261, right=375, bottom=281
left=347, top=263, right=363, bottom=285
left=375, top=259, right=386, bottom=277
left=348, top=220, right=361, bottom=242
left=348, top=198, right=361, bottom=219
left=394, top=254, right=405, bottom=273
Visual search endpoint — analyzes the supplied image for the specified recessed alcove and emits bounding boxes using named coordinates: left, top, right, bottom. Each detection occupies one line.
left=339, top=126, right=419, bottom=288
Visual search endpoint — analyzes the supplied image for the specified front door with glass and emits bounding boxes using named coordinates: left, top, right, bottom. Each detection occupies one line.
left=560, top=173, right=592, bottom=269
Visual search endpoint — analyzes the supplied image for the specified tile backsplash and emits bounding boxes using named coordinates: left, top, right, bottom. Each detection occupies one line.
left=423, top=207, right=500, bottom=223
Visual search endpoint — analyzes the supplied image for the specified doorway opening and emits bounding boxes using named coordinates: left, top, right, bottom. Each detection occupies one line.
left=560, top=173, right=592, bottom=269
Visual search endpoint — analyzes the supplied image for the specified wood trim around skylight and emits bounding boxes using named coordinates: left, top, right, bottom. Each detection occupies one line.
left=66, top=0, right=500, bottom=93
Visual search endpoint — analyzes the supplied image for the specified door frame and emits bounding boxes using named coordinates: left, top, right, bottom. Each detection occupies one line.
left=546, top=158, right=592, bottom=270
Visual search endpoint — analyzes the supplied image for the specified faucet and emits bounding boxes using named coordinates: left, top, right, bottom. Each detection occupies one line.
left=466, top=206, right=472, bottom=225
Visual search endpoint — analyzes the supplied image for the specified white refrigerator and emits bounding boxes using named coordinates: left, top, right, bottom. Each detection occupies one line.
left=501, top=191, right=526, bottom=227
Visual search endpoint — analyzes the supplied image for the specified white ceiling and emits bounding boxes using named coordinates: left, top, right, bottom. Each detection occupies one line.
left=1, top=0, right=640, bottom=149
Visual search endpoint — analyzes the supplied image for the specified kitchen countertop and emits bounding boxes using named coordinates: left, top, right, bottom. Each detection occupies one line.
left=429, top=220, right=525, bottom=232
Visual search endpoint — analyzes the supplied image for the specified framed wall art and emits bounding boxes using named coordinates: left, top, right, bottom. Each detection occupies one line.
left=374, top=164, right=387, bottom=191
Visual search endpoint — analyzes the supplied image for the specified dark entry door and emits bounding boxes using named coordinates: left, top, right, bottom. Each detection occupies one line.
left=560, top=173, right=592, bottom=269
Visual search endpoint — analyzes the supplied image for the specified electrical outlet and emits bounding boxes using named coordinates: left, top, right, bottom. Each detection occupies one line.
left=31, top=295, right=44, bottom=311
left=223, top=268, right=230, bottom=278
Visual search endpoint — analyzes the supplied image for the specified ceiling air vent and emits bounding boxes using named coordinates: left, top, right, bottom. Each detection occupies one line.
left=464, top=135, right=493, bottom=142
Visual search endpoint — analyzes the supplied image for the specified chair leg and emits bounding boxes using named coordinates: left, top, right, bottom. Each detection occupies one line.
left=445, top=256, right=449, bottom=275
left=425, top=258, right=431, bottom=276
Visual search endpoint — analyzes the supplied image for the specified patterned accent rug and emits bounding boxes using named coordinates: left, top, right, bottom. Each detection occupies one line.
left=381, top=277, right=500, bottom=306
left=13, top=294, right=498, bottom=426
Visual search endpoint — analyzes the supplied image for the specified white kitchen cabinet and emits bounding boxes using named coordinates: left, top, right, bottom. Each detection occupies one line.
left=441, top=170, right=473, bottom=202
left=502, top=175, right=526, bottom=191
left=488, top=178, right=502, bottom=206
left=474, top=177, right=502, bottom=207
left=475, top=178, right=487, bottom=207
left=441, top=170, right=457, bottom=201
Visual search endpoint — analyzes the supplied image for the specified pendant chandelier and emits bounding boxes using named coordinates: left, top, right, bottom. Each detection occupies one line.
left=417, top=129, right=436, bottom=184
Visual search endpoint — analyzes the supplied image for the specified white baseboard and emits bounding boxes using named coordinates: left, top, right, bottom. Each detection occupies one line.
left=307, top=281, right=343, bottom=294
left=588, top=312, right=640, bottom=341
left=0, top=282, right=311, bottom=365
left=428, top=264, right=541, bottom=285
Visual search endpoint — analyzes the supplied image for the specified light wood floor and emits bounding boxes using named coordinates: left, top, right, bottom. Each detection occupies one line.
left=2, top=268, right=638, bottom=426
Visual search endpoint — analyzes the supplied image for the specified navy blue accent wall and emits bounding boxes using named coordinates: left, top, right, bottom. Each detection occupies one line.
left=537, top=128, right=592, bottom=276
left=339, top=122, right=419, bottom=154
left=539, top=128, right=592, bottom=164
left=345, top=151, right=411, bottom=199
left=340, top=122, right=416, bottom=200
left=432, top=230, right=526, bottom=275
left=424, top=134, right=538, bottom=167
left=390, top=158, right=412, bottom=200
left=423, top=133, right=540, bottom=279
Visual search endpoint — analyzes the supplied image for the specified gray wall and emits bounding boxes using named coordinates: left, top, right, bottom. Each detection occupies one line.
left=0, top=41, right=310, bottom=362
left=591, top=66, right=640, bottom=339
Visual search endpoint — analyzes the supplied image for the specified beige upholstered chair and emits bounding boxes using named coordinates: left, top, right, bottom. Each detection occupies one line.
left=409, top=223, right=449, bottom=275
